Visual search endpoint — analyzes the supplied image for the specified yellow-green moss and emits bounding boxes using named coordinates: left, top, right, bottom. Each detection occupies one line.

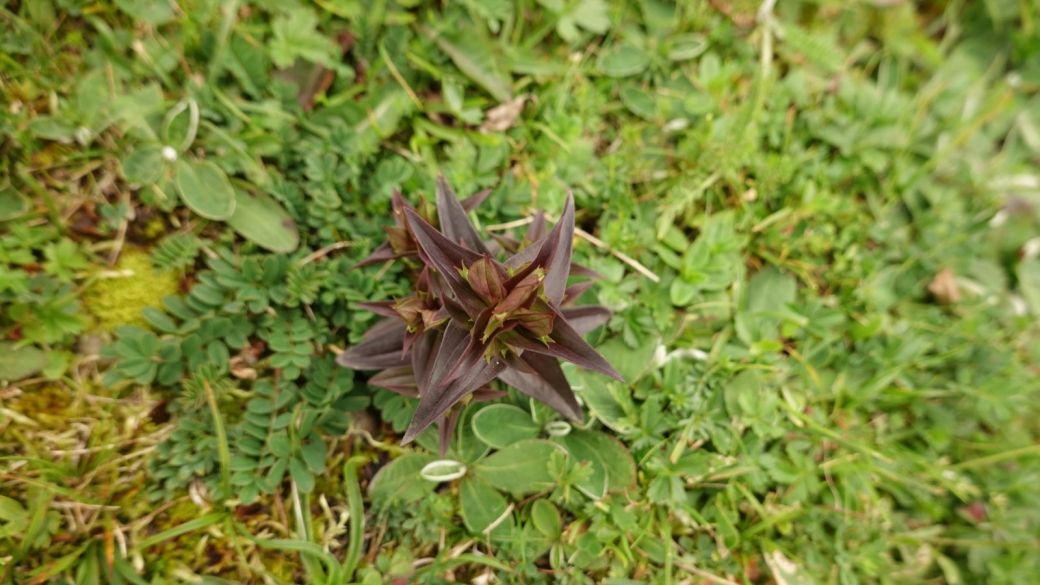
left=84, top=248, right=179, bottom=331
left=142, top=217, right=166, bottom=240
left=9, top=384, right=71, bottom=428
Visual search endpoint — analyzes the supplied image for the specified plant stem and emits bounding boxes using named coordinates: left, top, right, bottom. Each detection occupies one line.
left=340, top=456, right=366, bottom=580
left=202, top=379, right=232, bottom=504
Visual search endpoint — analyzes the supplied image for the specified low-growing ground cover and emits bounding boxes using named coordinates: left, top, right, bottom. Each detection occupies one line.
left=2, top=0, right=1040, bottom=583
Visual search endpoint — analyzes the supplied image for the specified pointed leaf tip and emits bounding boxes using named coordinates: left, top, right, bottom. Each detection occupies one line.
left=436, top=175, right=490, bottom=254
left=542, top=193, right=576, bottom=306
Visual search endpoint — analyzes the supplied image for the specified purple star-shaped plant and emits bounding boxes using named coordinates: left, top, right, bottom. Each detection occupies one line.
left=337, top=176, right=622, bottom=454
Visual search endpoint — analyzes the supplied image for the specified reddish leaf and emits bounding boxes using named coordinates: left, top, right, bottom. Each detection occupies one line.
left=499, top=349, right=538, bottom=374
left=403, top=356, right=506, bottom=444
left=441, top=296, right=473, bottom=326
left=541, top=193, right=575, bottom=306
left=496, top=353, right=583, bottom=422
left=354, top=300, right=401, bottom=319
left=467, top=256, right=507, bottom=302
left=403, top=208, right=488, bottom=313
left=501, top=197, right=573, bottom=293
left=442, top=308, right=494, bottom=386
left=510, top=315, right=623, bottom=381
left=362, top=317, right=404, bottom=340
left=562, top=281, right=596, bottom=305
left=336, top=322, right=410, bottom=370
left=473, top=387, right=509, bottom=402
left=525, top=210, right=547, bottom=244
left=368, top=366, right=418, bottom=397
left=436, top=174, right=490, bottom=254
left=460, top=187, right=492, bottom=213
left=512, top=301, right=556, bottom=337
left=393, top=295, right=426, bottom=327
left=411, top=328, right=442, bottom=397
left=489, top=232, right=521, bottom=254
left=353, top=241, right=403, bottom=269
left=437, top=406, right=462, bottom=457
left=424, top=321, right=473, bottom=392
left=496, top=270, right=543, bottom=316
left=560, top=305, right=611, bottom=334
left=569, top=263, right=603, bottom=279
left=385, top=225, right=415, bottom=255
left=504, top=240, right=541, bottom=271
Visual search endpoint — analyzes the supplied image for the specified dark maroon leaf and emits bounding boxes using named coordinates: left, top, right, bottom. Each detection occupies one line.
left=403, top=356, right=506, bottom=444
left=512, top=307, right=555, bottom=337
left=442, top=309, right=494, bottom=386
left=437, top=407, right=462, bottom=457
left=496, top=353, right=583, bottom=422
left=473, top=388, right=509, bottom=402
left=423, top=321, right=472, bottom=392
left=562, top=281, right=596, bottom=305
left=560, top=305, right=611, bottom=335
left=354, top=300, right=400, bottom=319
left=504, top=240, right=541, bottom=270
left=336, top=322, right=410, bottom=370
left=436, top=174, right=491, bottom=254
left=510, top=315, right=623, bottom=381
left=488, top=232, right=520, bottom=254
left=411, top=328, right=441, bottom=397
left=467, top=256, right=507, bottom=303
left=499, top=349, right=538, bottom=374
left=496, top=271, right=543, bottom=315
left=361, top=317, right=404, bottom=340
left=368, top=366, right=418, bottom=397
left=460, top=187, right=492, bottom=213
left=525, top=210, right=547, bottom=243
left=391, top=189, right=417, bottom=214
left=353, top=241, right=403, bottom=269
left=569, top=263, right=603, bottom=279
left=441, top=296, right=473, bottom=327
left=403, top=208, right=488, bottom=313
left=501, top=196, right=573, bottom=292
left=541, top=193, right=575, bottom=306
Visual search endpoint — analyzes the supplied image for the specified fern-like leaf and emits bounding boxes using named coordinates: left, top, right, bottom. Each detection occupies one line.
left=152, top=233, right=202, bottom=274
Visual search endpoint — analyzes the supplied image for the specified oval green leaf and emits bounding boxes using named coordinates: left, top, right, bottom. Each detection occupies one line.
left=558, top=429, right=636, bottom=495
left=0, top=186, right=30, bottom=221
left=460, top=476, right=514, bottom=540
left=471, top=404, right=541, bottom=449
left=667, top=33, right=708, bottom=61
left=555, top=431, right=607, bottom=499
left=430, top=30, right=513, bottom=102
left=289, top=457, right=314, bottom=493
left=226, top=188, right=300, bottom=253
left=454, top=404, right=491, bottom=465
left=175, top=159, right=236, bottom=220
left=594, top=335, right=660, bottom=385
left=0, top=342, right=49, bottom=382
left=529, top=499, right=561, bottom=539
left=620, top=86, right=658, bottom=121
left=368, top=453, right=438, bottom=504
left=122, top=146, right=166, bottom=184
left=30, top=116, right=76, bottom=141
left=473, top=439, right=564, bottom=495
left=114, top=0, right=176, bottom=25
left=300, top=431, right=327, bottom=474
left=597, top=45, right=650, bottom=77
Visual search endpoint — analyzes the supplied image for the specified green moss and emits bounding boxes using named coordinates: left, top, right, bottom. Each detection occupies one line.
left=143, top=217, right=166, bottom=240
left=163, top=500, right=202, bottom=525
left=9, top=384, right=71, bottom=429
left=84, top=248, right=179, bottom=331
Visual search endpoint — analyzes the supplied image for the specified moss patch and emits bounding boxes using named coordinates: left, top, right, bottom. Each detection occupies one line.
left=84, top=248, right=179, bottom=331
